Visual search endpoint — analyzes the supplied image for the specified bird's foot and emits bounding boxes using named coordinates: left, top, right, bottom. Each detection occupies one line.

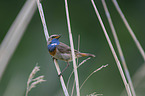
left=58, top=73, right=63, bottom=77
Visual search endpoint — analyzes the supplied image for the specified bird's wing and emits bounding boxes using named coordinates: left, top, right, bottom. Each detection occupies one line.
left=56, top=42, right=78, bottom=53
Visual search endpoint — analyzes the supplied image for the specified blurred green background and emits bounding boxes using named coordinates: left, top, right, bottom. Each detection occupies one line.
left=0, top=0, right=145, bottom=96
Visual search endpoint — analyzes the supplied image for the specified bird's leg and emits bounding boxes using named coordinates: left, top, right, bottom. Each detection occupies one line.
left=58, top=62, right=70, bottom=77
left=52, top=57, right=57, bottom=61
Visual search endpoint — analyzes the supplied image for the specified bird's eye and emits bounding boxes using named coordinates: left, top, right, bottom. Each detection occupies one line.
left=52, top=36, right=56, bottom=38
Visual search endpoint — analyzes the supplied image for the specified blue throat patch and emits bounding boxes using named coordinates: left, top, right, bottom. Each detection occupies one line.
left=48, top=38, right=60, bottom=52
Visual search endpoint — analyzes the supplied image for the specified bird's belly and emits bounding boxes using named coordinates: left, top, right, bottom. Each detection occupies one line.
left=54, top=53, right=72, bottom=62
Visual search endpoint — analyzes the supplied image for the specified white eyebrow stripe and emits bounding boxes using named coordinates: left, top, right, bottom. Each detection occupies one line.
left=51, top=43, right=57, bottom=46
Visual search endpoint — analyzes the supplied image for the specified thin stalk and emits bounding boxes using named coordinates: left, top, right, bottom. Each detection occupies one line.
left=102, top=0, right=136, bottom=96
left=112, top=0, right=145, bottom=60
left=67, top=57, right=91, bottom=96
left=37, top=0, right=69, bottom=95
left=0, top=0, right=37, bottom=80
left=64, top=0, right=80, bottom=96
left=67, top=57, right=91, bottom=89
left=71, top=79, right=75, bottom=96
left=91, top=0, right=132, bottom=95
left=54, top=59, right=69, bottom=96
left=121, top=63, right=145, bottom=96
left=36, top=0, right=49, bottom=41
left=77, top=35, right=80, bottom=65
left=80, top=64, right=108, bottom=89
left=71, top=35, right=80, bottom=96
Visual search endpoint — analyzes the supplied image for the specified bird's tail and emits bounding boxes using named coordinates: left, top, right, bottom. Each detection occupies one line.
left=77, top=53, right=95, bottom=58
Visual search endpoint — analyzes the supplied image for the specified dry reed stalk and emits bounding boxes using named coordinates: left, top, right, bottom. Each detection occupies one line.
left=0, top=0, right=37, bottom=80
left=37, top=0, right=69, bottom=95
left=64, top=0, right=80, bottom=95
left=91, top=0, right=132, bottom=95
left=102, top=0, right=136, bottom=96
left=80, top=64, right=108, bottom=89
left=112, top=0, right=145, bottom=60
left=68, top=57, right=91, bottom=96
left=67, top=57, right=91, bottom=89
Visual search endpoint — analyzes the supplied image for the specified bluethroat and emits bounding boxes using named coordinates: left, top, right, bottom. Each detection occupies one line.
left=47, top=34, right=95, bottom=76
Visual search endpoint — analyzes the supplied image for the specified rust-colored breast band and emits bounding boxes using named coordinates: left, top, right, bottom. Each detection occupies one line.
left=49, top=48, right=56, bottom=56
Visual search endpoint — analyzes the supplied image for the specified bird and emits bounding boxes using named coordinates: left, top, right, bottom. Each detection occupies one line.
left=47, top=34, right=95, bottom=76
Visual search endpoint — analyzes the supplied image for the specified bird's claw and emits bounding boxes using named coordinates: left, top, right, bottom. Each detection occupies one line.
left=58, top=73, right=62, bottom=77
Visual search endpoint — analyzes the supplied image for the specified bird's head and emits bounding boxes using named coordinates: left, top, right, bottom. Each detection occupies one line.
left=47, top=34, right=61, bottom=45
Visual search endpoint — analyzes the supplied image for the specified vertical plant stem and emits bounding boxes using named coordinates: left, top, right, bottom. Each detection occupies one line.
left=0, top=0, right=37, bottom=80
left=102, top=0, right=136, bottom=96
left=91, top=0, right=132, bottom=96
left=37, top=0, right=69, bottom=95
left=36, top=0, right=49, bottom=40
left=71, top=79, right=75, bottom=96
left=70, top=35, right=80, bottom=96
left=112, top=0, right=145, bottom=60
left=54, top=59, right=69, bottom=96
left=67, top=57, right=91, bottom=90
left=77, top=35, right=80, bottom=65
left=64, top=0, right=80, bottom=96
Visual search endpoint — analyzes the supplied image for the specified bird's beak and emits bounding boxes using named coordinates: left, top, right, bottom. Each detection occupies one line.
left=56, top=34, right=61, bottom=39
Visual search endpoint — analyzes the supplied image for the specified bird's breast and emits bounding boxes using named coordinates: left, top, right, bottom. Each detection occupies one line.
left=49, top=48, right=56, bottom=56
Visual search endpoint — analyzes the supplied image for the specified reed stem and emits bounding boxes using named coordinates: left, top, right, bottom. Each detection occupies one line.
left=102, top=0, right=136, bottom=95
left=91, top=0, right=132, bottom=95
left=64, top=0, right=80, bottom=96
left=37, top=0, right=69, bottom=95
